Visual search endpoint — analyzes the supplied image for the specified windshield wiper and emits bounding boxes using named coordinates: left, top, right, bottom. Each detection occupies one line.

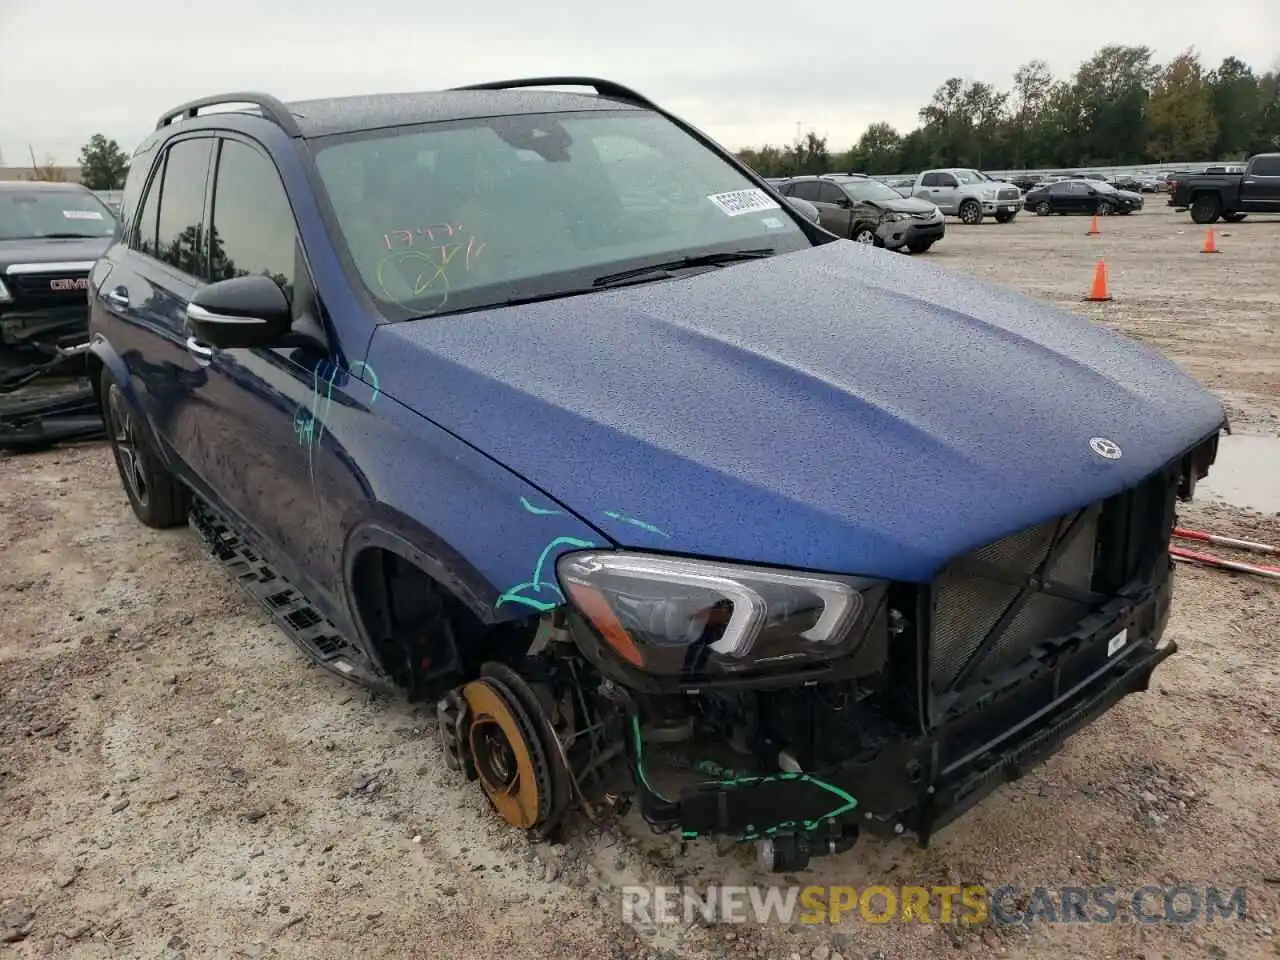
left=41, top=232, right=106, bottom=239
left=592, top=248, right=775, bottom=287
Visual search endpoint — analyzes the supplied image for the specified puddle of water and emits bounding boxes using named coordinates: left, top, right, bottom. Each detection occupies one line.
left=1195, top=433, right=1280, bottom=514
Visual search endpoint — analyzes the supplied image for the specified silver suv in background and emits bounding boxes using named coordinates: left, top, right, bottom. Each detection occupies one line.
left=898, top=168, right=1023, bottom=224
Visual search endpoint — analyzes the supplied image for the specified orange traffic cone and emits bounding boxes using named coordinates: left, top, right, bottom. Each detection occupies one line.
left=1201, top=228, right=1219, bottom=253
left=1087, top=215, right=1101, bottom=236
left=1084, top=259, right=1111, bottom=301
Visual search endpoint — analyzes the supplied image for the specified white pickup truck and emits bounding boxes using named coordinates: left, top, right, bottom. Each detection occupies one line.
left=895, top=168, right=1023, bottom=225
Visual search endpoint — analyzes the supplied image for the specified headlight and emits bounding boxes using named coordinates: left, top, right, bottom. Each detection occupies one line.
left=557, top=551, right=887, bottom=676
left=0, top=278, right=11, bottom=303
left=882, top=211, right=907, bottom=222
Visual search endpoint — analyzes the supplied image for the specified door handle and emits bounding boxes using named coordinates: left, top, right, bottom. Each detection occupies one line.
left=106, top=287, right=129, bottom=308
left=185, top=336, right=214, bottom=361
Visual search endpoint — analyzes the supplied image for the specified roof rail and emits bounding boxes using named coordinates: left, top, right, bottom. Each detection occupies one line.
left=448, top=76, right=657, bottom=110
left=156, top=92, right=302, bottom=137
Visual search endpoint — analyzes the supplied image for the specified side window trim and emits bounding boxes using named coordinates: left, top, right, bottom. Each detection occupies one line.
left=129, top=150, right=166, bottom=252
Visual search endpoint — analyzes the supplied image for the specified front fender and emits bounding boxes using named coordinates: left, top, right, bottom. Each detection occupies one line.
left=334, top=392, right=613, bottom=626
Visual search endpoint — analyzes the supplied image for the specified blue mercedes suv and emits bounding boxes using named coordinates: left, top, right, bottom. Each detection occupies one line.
left=87, top=78, right=1225, bottom=872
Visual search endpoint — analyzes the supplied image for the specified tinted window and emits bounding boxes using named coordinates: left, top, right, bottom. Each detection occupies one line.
left=155, top=138, right=213, bottom=278
left=937, top=174, right=959, bottom=188
left=789, top=181, right=821, bottom=201
left=313, top=110, right=811, bottom=319
left=1251, top=155, right=1280, bottom=176
left=132, top=155, right=164, bottom=256
left=210, top=140, right=298, bottom=298
left=920, top=173, right=939, bottom=187
left=817, top=182, right=846, bottom=204
left=116, top=147, right=154, bottom=239
left=0, top=188, right=116, bottom=241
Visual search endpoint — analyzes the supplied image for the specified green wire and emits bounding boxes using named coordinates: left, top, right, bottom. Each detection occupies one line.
left=629, top=717, right=858, bottom=842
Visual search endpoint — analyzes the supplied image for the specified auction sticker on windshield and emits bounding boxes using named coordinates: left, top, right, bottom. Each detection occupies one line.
left=707, top=189, right=781, bottom=217
left=62, top=209, right=104, bottom=220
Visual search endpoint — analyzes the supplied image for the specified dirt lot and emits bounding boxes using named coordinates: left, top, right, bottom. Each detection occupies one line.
left=2, top=204, right=1278, bottom=960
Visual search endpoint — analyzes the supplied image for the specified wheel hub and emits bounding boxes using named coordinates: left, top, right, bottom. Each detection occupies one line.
left=460, top=677, right=554, bottom=829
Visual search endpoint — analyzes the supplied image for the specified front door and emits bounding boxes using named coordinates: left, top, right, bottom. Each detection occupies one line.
left=185, top=135, right=353, bottom=610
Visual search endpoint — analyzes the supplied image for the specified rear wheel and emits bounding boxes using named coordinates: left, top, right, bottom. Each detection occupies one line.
left=1190, top=194, right=1221, bottom=224
left=959, top=200, right=983, bottom=224
left=100, top=367, right=189, bottom=528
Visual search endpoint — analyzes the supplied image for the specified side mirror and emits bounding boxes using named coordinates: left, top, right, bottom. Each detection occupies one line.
left=835, top=195, right=853, bottom=209
left=186, top=275, right=292, bottom=350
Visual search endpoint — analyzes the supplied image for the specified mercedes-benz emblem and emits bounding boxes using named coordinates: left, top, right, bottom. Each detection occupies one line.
left=1090, top=437, right=1122, bottom=460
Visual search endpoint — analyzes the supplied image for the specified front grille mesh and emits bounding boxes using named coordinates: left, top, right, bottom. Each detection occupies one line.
left=930, top=513, right=1098, bottom=692
left=998, top=188, right=1021, bottom=201
left=9, top=272, right=90, bottom=308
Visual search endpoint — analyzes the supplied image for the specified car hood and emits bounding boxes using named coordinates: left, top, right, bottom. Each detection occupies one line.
left=870, top=195, right=938, bottom=215
left=1114, top=190, right=1142, bottom=201
left=366, top=241, right=1225, bottom=582
left=0, top=236, right=112, bottom=270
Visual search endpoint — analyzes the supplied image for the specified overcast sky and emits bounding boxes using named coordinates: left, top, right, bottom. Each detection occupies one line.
left=1, top=0, right=1277, bottom=166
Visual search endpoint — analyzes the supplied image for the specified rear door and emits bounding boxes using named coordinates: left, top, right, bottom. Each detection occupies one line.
left=922, top=172, right=960, bottom=213
left=95, top=136, right=216, bottom=478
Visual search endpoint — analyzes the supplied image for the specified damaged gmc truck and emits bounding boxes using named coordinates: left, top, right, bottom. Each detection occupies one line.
left=88, top=79, right=1225, bottom=872
left=0, top=181, right=115, bottom=451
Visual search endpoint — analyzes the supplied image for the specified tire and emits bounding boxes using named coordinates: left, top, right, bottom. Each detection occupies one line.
left=1190, top=194, right=1221, bottom=224
left=1096, top=201, right=1115, bottom=216
left=959, top=200, right=983, bottom=225
left=851, top=225, right=880, bottom=246
left=100, top=366, right=190, bottom=528
left=1035, top=201, right=1051, bottom=216
left=1222, top=213, right=1246, bottom=223
left=906, top=239, right=935, bottom=253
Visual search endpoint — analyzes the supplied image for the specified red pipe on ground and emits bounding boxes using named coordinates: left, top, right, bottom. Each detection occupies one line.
left=1173, top=526, right=1278, bottom=557
left=1169, top=544, right=1280, bottom=580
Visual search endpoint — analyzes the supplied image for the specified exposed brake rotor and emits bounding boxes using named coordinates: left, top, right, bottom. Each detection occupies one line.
left=461, top=676, right=555, bottom=829
left=481, top=662, right=575, bottom=821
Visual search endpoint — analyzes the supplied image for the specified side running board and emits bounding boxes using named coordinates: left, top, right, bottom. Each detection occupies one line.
left=189, top=497, right=389, bottom=691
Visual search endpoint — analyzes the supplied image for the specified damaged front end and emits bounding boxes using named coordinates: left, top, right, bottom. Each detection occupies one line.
left=0, top=276, right=103, bottom=453
left=448, top=432, right=1218, bottom=872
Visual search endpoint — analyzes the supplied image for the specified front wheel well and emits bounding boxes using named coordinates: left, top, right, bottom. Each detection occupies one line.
left=349, top=547, right=535, bottom=700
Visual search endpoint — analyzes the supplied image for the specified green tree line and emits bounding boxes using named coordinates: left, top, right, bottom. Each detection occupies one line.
left=737, top=46, right=1280, bottom=177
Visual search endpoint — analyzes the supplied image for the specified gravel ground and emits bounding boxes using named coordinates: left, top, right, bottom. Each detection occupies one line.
left=1, top=204, right=1277, bottom=960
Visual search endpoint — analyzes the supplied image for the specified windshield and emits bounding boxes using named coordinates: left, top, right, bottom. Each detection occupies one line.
left=312, top=110, right=811, bottom=318
left=839, top=180, right=904, bottom=203
left=953, top=170, right=987, bottom=184
left=0, top=189, right=117, bottom=241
